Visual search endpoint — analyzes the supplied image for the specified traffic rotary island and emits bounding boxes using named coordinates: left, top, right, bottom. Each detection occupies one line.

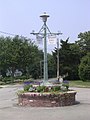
left=18, top=83, right=77, bottom=107
left=18, top=91, right=76, bottom=107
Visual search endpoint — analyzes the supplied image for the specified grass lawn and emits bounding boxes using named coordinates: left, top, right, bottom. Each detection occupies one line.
left=69, top=80, right=90, bottom=88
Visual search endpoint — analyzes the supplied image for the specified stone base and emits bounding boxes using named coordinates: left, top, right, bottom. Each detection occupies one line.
left=18, top=91, right=77, bottom=107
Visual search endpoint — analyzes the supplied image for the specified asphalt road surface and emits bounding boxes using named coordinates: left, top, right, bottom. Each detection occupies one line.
left=0, top=84, right=90, bottom=120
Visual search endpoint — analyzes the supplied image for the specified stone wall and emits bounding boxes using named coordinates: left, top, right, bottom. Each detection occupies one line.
left=18, top=91, right=77, bottom=107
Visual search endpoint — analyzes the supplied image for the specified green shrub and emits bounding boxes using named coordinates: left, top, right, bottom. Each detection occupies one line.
left=62, top=83, right=69, bottom=90
left=51, top=86, right=60, bottom=92
left=24, top=84, right=32, bottom=91
left=36, top=86, right=46, bottom=92
left=0, top=81, right=6, bottom=85
left=2, top=77, right=14, bottom=83
left=15, top=75, right=30, bottom=80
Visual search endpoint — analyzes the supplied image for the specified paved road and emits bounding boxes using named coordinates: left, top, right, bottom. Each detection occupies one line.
left=0, top=85, right=90, bottom=120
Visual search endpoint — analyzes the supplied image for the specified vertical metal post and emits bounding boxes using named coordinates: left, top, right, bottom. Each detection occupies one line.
left=39, top=13, right=50, bottom=85
left=31, top=12, right=62, bottom=86
left=43, top=22, right=48, bottom=82
left=57, top=38, right=59, bottom=81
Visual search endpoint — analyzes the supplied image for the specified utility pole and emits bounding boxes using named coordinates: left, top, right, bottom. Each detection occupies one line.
left=57, top=38, right=60, bottom=82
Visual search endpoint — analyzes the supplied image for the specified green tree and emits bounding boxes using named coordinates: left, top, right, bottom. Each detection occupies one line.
left=0, top=36, right=43, bottom=80
left=79, top=53, right=90, bottom=81
left=48, top=53, right=56, bottom=78
left=0, top=36, right=8, bottom=77
left=76, top=31, right=90, bottom=54
left=53, top=38, right=80, bottom=80
left=28, top=48, right=43, bottom=79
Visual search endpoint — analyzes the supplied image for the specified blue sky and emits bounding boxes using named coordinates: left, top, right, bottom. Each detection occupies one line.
left=0, top=0, right=90, bottom=52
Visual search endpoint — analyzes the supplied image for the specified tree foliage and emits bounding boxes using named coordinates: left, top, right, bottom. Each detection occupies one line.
left=0, top=36, right=43, bottom=79
left=0, top=30, right=90, bottom=81
left=79, top=53, right=90, bottom=81
left=52, top=31, right=90, bottom=80
left=76, top=31, right=90, bottom=54
left=53, top=38, right=80, bottom=80
left=48, top=53, right=56, bottom=78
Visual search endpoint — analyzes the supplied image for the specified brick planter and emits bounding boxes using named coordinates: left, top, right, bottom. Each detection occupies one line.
left=18, top=91, right=77, bottom=107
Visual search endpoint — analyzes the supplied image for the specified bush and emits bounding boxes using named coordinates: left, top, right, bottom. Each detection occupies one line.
left=24, top=84, right=32, bottom=91
left=0, top=81, right=6, bottom=85
left=51, top=86, right=60, bottom=92
left=23, top=81, right=69, bottom=93
left=36, top=86, right=46, bottom=92
left=62, top=80, right=69, bottom=90
left=15, top=75, right=30, bottom=80
left=2, top=77, right=14, bottom=83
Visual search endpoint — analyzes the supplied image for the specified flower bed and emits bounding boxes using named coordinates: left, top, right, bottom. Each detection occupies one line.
left=18, top=91, right=77, bottom=107
left=18, top=80, right=76, bottom=107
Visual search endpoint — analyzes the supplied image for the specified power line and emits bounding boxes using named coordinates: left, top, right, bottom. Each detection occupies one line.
left=0, top=30, right=49, bottom=45
left=0, top=30, right=18, bottom=36
left=0, top=30, right=28, bottom=39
